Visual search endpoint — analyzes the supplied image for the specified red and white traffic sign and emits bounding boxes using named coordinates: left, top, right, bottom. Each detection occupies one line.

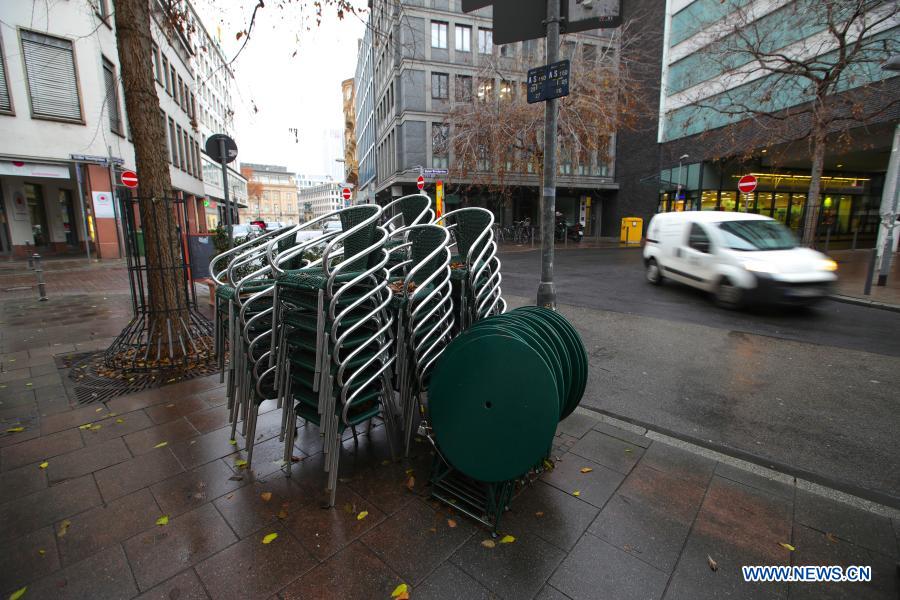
left=120, top=170, right=139, bottom=189
left=416, top=175, right=425, bottom=191
left=737, top=175, right=757, bottom=194
left=342, top=187, right=352, bottom=201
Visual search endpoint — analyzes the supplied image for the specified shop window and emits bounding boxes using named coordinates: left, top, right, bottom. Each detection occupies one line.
left=21, top=30, right=83, bottom=121
left=788, top=194, right=806, bottom=230
left=24, top=184, right=49, bottom=246
left=739, top=192, right=754, bottom=212
left=756, top=192, right=773, bottom=217
left=700, top=190, right=718, bottom=210
left=720, top=191, right=737, bottom=212
left=773, top=193, right=789, bottom=224
left=836, top=195, right=851, bottom=234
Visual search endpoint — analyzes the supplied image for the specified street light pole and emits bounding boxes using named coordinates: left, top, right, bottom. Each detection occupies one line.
left=875, top=57, right=900, bottom=286
left=536, top=0, right=561, bottom=310
left=676, top=154, right=688, bottom=211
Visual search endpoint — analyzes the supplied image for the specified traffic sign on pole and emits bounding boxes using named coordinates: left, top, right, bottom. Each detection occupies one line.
left=342, top=187, right=352, bottom=201
left=120, top=170, right=138, bottom=189
left=738, top=175, right=758, bottom=194
left=417, top=176, right=425, bottom=191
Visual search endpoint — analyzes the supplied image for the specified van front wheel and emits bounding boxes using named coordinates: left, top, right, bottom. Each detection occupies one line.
left=646, top=258, right=663, bottom=285
left=715, top=277, right=744, bottom=309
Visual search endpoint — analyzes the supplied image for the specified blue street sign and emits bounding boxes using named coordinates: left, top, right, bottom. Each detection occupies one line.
left=527, top=60, right=570, bottom=104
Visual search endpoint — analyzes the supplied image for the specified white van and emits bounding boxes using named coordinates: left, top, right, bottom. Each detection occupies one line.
left=642, top=212, right=837, bottom=307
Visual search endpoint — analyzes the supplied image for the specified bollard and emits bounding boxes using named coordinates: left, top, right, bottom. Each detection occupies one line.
left=27, top=254, right=35, bottom=270
left=33, top=253, right=48, bottom=301
left=863, top=247, right=877, bottom=296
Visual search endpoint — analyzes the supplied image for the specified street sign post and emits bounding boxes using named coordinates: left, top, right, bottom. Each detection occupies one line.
left=417, top=176, right=425, bottom=191
left=205, top=134, right=238, bottom=249
left=738, top=175, right=758, bottom=194
left=120, top=170, right=139, bottom=189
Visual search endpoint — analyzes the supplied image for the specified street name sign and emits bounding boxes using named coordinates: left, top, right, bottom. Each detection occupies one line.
left=120, top=170, right=139, bottom=188
left=527, top=60, right=570, bottom=104
left=738, top=175, right=758, bottom=193
left=424, top=169, right=448, bottom=176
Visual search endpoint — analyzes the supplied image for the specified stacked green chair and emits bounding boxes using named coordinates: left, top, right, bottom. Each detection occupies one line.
left=384, top=224, right=455, bottom=457
left=434, top=207, right=506, bottom=330
left=271, top=205, right=398, bottom=507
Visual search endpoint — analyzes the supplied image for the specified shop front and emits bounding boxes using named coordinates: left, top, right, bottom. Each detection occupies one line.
left=656, top=163, right=881, bottom=248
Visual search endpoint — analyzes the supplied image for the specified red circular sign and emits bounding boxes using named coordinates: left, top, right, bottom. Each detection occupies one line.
left=416, top=176, right=425, bottom=191
left=342, top=187, right=352, bottom=201
left=121, top=170, right=139, bottom=189
left=737, top=175, right=757, bottom=194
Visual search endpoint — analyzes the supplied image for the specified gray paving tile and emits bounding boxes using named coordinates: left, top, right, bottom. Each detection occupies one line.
left=794, top=490, right=897, bottom=558
left=592, top=420, right=651, bottom=448
left=618, top=463, right=706, bottom=524
left=134, top=569, right=210, bottom=600
left=19, top=544, right=138, bottom=600
left=541, top=454, right=624, bottom=509
left=550, top=533, right=668, bottom=600
left=0, top=474, right=101, bottom=542
left=556, top=412, right=597, bottom=439
left=150, top=458, right=246, bottom=517
left=639, top=441, right=716, bottom=489
left=714, top=462, right=794, bottom=501
left=589, top=493, right=692, bottom=573
left=0, top=526, right=60, bottom=593
left=501, top=481, right=599, bottom=551
left=412, top=562, right=493, bottom=600
left=46, top=437, right=132, bottom=483
left=450, top=524, right=566, bottom=600
left=94, top=447, right=184, bottom=502
left=569, top=430, right=644, bottom=475
left=1, top=427, right=83, bottom=471
left=280, top=541, right=403, bottom=600
left=0, top=459, right=47, bottom=504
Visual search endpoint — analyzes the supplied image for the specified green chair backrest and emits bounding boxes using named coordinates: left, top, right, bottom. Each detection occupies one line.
left=399, top=195, right=430, bottom=228
left=408, top=225, right=447, bottom=285
left=339, top=205, right=380, bottom=271
left=452, top=209, right=492, bottom=263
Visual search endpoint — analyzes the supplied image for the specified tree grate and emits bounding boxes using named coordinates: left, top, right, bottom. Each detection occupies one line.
left=56, top=351, right=220, bottom=405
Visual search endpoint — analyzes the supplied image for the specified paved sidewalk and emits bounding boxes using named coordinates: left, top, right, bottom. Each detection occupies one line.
left=1, top=292, right=898, bottom=599
left=829, top=249, right=900, bottom=308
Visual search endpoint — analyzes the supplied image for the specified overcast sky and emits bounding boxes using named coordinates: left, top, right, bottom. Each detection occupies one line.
left=193, top=1, right=367, bottom=179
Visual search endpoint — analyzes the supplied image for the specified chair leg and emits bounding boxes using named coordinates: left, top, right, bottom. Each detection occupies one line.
left=246, top=405, right=259, bottom=467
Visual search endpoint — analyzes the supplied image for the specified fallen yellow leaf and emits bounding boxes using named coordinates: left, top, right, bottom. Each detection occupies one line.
left=357, top=511, right=369, bottom=521
left=535, top=511, right=545, bottom=518
left=38, top=549, right=45, bottom=556
left=78, top=423, right=93, bottom=430
left=447, top=519, right=457, bottom=528
left=405, top=475, right=415, bottom=492
left=499, top=534, right=515, bottom=544
left=39, top=462, right=48, bottom=469
left=572, top=490, right=581, bottom=497
left=391, top=583, right=409, bottom=599
left=229, top=439, right=237, bottom=446
left=405, top=468, right=414, bottom=475
left=235, top=459, right=248, bottom=469
left=779, top=542, right=795, bottom=551
left=579, top=467, right=594, bottom=473
left=154, top=441, right=168, bottom=448
left=260, top=492, right=272, bottom=502
left=9, top=586, right=26, bottom=600
left=90, top=425, right=101, bottom=431
left=542, top=459, right=554, bottom=470
left=25, top=382, right=33, bottom=387
left=262, top=532, right=278, bottom=544
left=6, top=427, right=25, bottom=433
left=481, top=539, right=496, bottom=548
left=156, top=515, right=169, bottom=526
left=825, top=532, right=838, bottom=544
left=115, top=419, right=124, bottom=424
left=277, top=509, right=288, bottom=520
left=95, top=407, right=103, bottom=413
left=624, top=448, right=633, bottom=453
left=57, top=520, right=71, bottom=538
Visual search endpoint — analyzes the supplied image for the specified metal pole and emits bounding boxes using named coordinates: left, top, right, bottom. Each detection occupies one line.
left=34, top=253, right=47, bottom=301
left=218, top=138, right=233, bottom=249
left=74, top=162, right=92, bottom=261
left=864, top=247, right=878, bottom=295
left=537, top=0, right=561, bottom=310
left=876, top=148, right=900, bottom=286
left=107, top=147, right=125, bottom=258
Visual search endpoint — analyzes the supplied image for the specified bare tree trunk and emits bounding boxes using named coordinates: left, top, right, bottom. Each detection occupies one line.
left=800, top=124, right=827, bottom=248
left=113, top=0, right=189, bottom=352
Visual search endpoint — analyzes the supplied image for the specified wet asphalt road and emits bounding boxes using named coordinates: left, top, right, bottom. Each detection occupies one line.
left=500, top=247, right=900, bottom=506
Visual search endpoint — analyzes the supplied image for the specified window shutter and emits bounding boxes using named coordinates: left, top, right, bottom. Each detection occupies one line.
left=0, top=43, right=10, bottom=112
left=21, top=30, right=82, bottom=121
left=103, top=59, right=121, bottom=133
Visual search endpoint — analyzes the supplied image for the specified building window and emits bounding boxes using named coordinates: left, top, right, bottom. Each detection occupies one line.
left=20, top=30, right=83, bottom=122
left=177, top=125, right=186, bottom=170
left=431, top=21, right=448, bottom=49
left=168, top=117, right=177, bottom=164
left=476, top=78, right=493, bottom=101
left=432, top=123, right=449, bottom=170
left=455, top=25, right=471, bottom=52
left=96, top=0, right=110, bottom=20
left=431, top=72, right=449, bottom=100
left=454, top=75, right=473, bottom=102
left=583, top=44, right=597, bottom=65
left=499, top=44, right=513, bottom=58
left=162, top=55, right=171, bottom=94
left=102, top=57, right=123, bottom=135
left=499, top=79, right=513, bottom=101
left=0, top=31, right=12, bottom=114
left=170, top=65, right=177, bottom=97
left=478, top=28, right=493, bottom=54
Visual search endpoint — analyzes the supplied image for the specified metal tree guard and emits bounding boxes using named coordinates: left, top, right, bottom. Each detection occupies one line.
left=104, top=195, right=214, bottom=371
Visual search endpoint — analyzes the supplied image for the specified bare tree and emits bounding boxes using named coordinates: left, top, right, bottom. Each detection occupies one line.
left=673, top=0, right=899, bottom=246
left=443, top=20, right=653, bottom=216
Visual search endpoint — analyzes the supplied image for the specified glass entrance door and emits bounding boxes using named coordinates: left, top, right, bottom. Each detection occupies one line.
left=24, top=184, right=50, bottom=248
left=58, top=189, right=78, bottom=247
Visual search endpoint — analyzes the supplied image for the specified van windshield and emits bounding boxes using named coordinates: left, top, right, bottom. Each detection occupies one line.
left=716, top=220, right=797, bottom=251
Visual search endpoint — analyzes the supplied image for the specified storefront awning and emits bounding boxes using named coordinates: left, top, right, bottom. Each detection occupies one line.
left=0, top=160, right=70, bottom=179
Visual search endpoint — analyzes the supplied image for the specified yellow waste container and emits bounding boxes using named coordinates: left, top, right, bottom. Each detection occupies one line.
left=620, top=217, right=643, bottom=244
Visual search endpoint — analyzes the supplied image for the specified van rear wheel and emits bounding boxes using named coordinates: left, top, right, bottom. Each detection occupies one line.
left=715, top=277, right=744, bottom=309
left=646, top=258, right=663, bottom=285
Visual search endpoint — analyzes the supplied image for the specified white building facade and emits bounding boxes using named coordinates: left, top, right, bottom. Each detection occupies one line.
left=298, top=181, right=344, bottom=219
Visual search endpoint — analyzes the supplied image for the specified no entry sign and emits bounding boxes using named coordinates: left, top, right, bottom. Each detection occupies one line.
left=120, top=170, right=138, bottom=189
left=738, top=175, right=757, bottom=194
left=416, top=175, right=425, bottom=191
left=342, top=187, right=352, bottom=201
